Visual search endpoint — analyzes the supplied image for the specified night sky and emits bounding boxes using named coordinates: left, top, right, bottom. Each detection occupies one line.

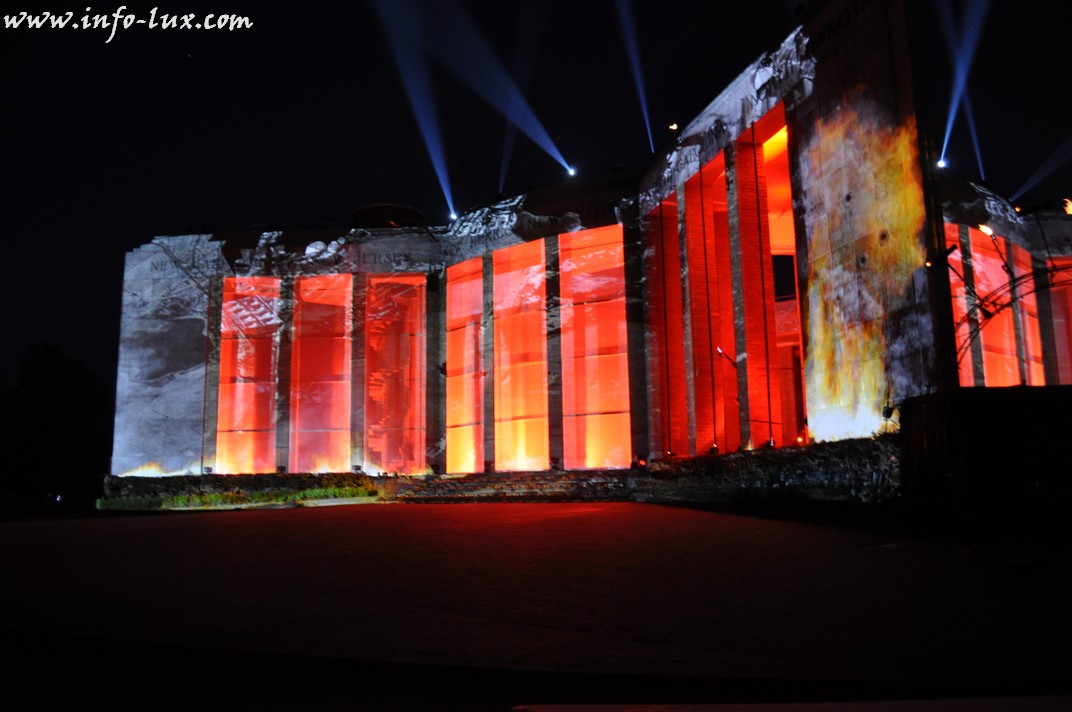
left=3, top=0, right=1070, bottom=390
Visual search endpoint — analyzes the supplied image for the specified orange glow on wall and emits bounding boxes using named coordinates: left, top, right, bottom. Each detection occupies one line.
left=559, top=225, right=631, bottom=468
left=290, top=274, right=352, bottom=473
left=763, top=126, right=796, bottom=255
left=969, top=228, right=1019, bottom=385
left=800, top=94, right=926, bottom=440
left=1011, top=243, right=1045, bottom=385
left=734, top=119, right=784, bottom=448
left=216, top=276, right=281, bottom=474
left=445, top=257, right=484, bottom=473
left=945, top=223, right=978, bottom=387
left=1051, top=258, right=1072, bottom=384
left=365, top=274, right=426, bottom=474
left=684, top=152, right=741, bottom=453
left=763, top=120, right=807, bottom=445
left=493, top=240, right=548, bottom=470
left=951, top=226, right=1045, bottom=387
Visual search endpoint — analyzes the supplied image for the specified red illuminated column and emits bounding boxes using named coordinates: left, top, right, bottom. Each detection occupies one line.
left=364, top=274, right=427, bottom=475
left=1031, top=251, right=1060, bottom=385
left=445, top=258, right=484, bottom=474
left=644, top=199, right=690, bottom=458
left=684, top=155, right=739, bottom=454
left=289, top=274, right=353, bottom=473
left=1035, top=256, right=1072, bottom=384
left=215, top=276, right=282, bottom=474
left=1009, top=243, right=1045, bottom=385
left=967, top=228, right=1022, bottom=386
left=559, top=225, right=631, bottom=469
left=492, top=240, right=549, bottom=471
left=946, top=223, right=979, bottom=386
left=728, top=134, right=783, bottom=447
left=684, top=175, right=716, bottom=453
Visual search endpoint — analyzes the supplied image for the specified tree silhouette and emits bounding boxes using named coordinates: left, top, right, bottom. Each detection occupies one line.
left=1, top=343, right=111, bottom=518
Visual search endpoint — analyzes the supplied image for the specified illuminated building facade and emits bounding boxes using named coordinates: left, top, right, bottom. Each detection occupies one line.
left=112, top=0, right=1072, bottom=479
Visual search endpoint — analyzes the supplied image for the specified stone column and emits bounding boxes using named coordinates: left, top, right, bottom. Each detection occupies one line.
left=544, top=235, right=564, bottom=470
left=274, top=276, right=294, bottom=472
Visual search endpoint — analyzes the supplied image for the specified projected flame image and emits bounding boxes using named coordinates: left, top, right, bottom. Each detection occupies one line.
left=799, top=95, right=927, bottom=441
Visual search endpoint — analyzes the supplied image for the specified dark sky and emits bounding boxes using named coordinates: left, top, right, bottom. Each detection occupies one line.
left=3, top=0, right=1070, bottom=388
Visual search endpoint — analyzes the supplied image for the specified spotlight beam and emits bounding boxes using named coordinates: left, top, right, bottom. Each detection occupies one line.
left=961, top=91, right=986, bottom=181
left=371, top=0, right=456, bottom=218
left=420, top=0, right=572, bottom=173
left=615, top=0, right=655, bottom=154
left=936, top=0, right=990, bottom=166
left=1011, top=133, right=1072, bottom=202
left=499, top=1, right=546, bottom=194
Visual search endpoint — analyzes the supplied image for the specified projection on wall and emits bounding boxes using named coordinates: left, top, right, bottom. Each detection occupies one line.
left=364, top=274, right=427, bottom=475
left=290, top=274, right=353, bottom=473
left=216, top=277, right=281, bottom=474
left=112, top=235, right=224, bottom=477
left=442, top=225, right=633, bottom=474
left=645, top=104, right=804, bottom=455
left=944, top=223, right=1044, bottom=387
left=445, top=257, right=485, bottom=474
left=493, top=240, right=550, bottom=471
left=559, top=225, right=631, bottom=469
left=211, top=270, right=430, bottom=476
left=1049, top=257, right=1072, bottom=384
left=120, top=0, right=1064, bottom=479
left=798, top=91, right=929, bottom=441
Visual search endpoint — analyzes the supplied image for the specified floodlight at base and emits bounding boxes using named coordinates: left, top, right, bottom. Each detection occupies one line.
left=567, top=167, right=576, bottom=176
left=937, top=159, right=947, bottom=168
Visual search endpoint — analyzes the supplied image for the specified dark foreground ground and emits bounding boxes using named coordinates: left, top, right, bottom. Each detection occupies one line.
left=2, top=501, right=1070, bottom=710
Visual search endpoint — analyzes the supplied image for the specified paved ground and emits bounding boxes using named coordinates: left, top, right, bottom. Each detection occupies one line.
left=2, top=501, right=1069, bottom=709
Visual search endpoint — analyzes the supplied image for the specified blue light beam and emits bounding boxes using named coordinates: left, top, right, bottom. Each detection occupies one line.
left=499, top=1, right=547, bottom=194
left=371, top=0, right=456, bottom=217
left=1011, top=133, right=1072, bottom=202
left=417, top=0, right=572, bottom=174
left=961, top=90, right=986, bottom=181
left=615, top=0, right=654, bottom=154
left=936, top=0, right=990, bottom=165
